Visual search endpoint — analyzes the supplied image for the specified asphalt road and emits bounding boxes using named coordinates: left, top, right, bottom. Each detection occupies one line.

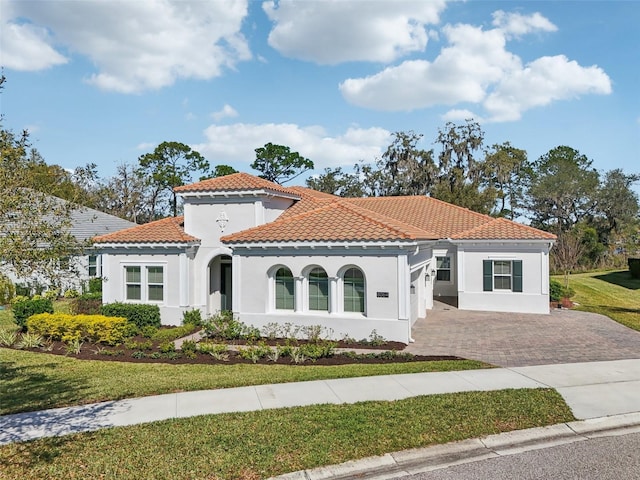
left=394, top=432, right=640, bottom=480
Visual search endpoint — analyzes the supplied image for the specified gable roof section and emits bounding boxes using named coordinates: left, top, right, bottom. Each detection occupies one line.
left=174, top=172, right=300, bottom=197
left=93, top=216, right=199, bottom=244
left=222, top=201, right=436, bottom=244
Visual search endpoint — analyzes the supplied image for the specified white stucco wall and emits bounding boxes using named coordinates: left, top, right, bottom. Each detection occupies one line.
left=230, top=247, right=412, bottom=343
left=456, top=242, right=551, bottom=314
left=101, top=248, right=189, bottom=326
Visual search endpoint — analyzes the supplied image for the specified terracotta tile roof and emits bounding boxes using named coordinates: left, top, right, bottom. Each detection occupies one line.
left=451, top=218, right=557, bottom=240
left=174, top=172, right=300, bottom=197
left=93, top=216, right=199, bottom=244
left=225, top=193, right=555, bottom=244
left=222, top=201, right=435, bottom=244
left=345, top=196, right=491, bottom=238
left=93, top=173, right=554, bottom=245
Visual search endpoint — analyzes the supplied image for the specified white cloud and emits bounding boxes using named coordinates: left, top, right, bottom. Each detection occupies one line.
left=0, top=19, right=68, bottom=70
left=193, top=122, right=391, bottom=171
left=263, top=0, right=446, bottom=64
left=484, top=55, right=612, bottom=122
left=3, top=0, right=251, bottom=93
left=340, top=23, right=520, bottom=111
left=492, top=10, right=557, bottom=38
left=340, top=12, right=612, bottom=122
left=211, top=104, right=239, bottom=121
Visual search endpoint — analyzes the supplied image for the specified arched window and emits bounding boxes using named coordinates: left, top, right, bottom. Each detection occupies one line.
left=308, top=267, right=329, bottom=311
left=343, top=267, right=365, bottom=313
left=275, top=267, right=294, bottom=310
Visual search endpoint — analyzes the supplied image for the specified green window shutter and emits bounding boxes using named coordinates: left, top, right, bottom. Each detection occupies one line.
left=512, top=260, right=523, bottom=292
left=483, top=260, right=493, bottom=292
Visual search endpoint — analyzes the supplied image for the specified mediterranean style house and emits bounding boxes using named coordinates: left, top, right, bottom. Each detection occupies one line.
left=93, top=173, right=556, bottom=343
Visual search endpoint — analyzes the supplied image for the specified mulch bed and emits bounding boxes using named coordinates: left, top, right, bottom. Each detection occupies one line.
left=5, top=337, right=463, bottom=366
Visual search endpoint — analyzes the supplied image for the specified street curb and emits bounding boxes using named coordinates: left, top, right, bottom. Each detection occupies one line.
left=267, top=412, right=640, bottom=480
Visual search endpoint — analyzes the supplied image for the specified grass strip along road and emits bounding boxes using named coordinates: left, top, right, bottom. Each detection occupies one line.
left=0, top=388, right=573, bottom=480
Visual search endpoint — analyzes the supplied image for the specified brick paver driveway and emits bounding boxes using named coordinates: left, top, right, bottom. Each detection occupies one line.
left=405, top=303, right=640, bottom=367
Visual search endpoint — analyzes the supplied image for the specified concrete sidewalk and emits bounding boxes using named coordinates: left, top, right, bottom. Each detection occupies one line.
left=1, top=358, right=640, bottom=446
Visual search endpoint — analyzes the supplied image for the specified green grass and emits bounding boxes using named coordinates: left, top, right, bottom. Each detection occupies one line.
left=553, top=270, right=640, bottom=331
left=0, top=307, right=15, bottom=330
left=0, top=388, right=573, bottom=480
left=0, top=348, right=488, bottom=415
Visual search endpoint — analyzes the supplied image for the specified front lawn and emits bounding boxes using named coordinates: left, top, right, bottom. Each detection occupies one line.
left=0, top=388, right=573, bottom=480
left=555, top=270, right=640, bottom=331
left=0, top=347, right=488, bottom=415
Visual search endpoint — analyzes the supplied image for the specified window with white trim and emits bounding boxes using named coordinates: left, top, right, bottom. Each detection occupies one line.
left=308, top=267, right=329, bottom=311
left=125, top=265, right=164, bottom=302
left=275, top=267, right=295, bottom=310
left=125, top=266, right=142, bottom=300
left=343, top=267, right=365, bottom=313
left=436, top=256, right=451, bottom=281
left=88, top=255, right=100, bottom=277
left=483, top=260, right=522, bottom=292
left=147, top=266, right=164, bottom=301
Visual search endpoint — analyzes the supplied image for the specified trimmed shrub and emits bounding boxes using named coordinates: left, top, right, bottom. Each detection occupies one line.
left=182, top=308, right=203, bottom=326
left=12, top=297, right=54, bottom=330
left=26, top=313, right=130, bottom=345
left=629, top=258, right=640, bottom=279
left=549, top=279, right=563, bottom=302
left=549, top=279, right=575, bottom=302
left=71, top=293, right=103, bottom=315
left=101, top=302, right=161, bottom=329
left=0, top=273, right=16, bottom=305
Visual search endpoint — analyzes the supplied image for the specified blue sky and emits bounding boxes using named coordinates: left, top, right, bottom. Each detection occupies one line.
left=1, top=0, right=638, bottom=192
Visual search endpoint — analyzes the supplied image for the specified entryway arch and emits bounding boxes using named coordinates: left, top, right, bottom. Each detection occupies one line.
left=207, top=254, right=232, bottom=314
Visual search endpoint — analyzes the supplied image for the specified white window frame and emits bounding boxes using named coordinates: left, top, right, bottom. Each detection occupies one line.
left=123, top=264, right=166, bottom=303
left=307, top=266, right=329, bottom=312
left=274, top=266, right=295, bottom=311
left=493, top=260, right=512, bottom=291
left=435, top=256, right=452, bottom=283
left=88, top=254, right=101, bottom=278
left=340, top=266, right=366, bottom=316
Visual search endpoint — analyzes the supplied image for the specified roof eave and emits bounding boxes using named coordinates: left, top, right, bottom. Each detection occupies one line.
left=178, top=189, right=300, bottom=200
left=94, top=241, right=200, bottom=249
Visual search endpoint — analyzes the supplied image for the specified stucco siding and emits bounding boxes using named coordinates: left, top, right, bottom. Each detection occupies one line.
left=456, top=243, right=551, bottom=314
left=230, top=248, right=411, bottom=343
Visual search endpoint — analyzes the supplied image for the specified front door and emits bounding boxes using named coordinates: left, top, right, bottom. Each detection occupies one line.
left=220, top=261, right=232, bottom=311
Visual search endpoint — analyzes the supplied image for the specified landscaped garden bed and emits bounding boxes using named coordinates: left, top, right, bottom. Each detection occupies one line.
left=0, top=308, right=464, bottom=366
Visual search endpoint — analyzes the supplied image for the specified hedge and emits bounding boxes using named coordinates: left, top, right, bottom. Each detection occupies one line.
left=101, top=303, right=161, bottom=329
left=629, top=258, right=640, bottom=279
left=12, top=297, right=54, bottom=329
left=26, top=313, right=131, bottom=345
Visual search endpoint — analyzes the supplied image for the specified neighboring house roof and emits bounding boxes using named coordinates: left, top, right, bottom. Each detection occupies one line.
left=93, top=216, right=198, bottom=244
left=174, top=172, right=300, bottom=197
left=93, top=173, right=556, bottom=246
left=70, top=206, right=137, bottom=242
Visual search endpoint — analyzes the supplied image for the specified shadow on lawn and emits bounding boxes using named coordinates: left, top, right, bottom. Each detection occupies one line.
left=0, top=362, right=124, bottom=451
left=593, top=271, right=640, bottom=290
left=0, top=360, right=89, bottom=417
